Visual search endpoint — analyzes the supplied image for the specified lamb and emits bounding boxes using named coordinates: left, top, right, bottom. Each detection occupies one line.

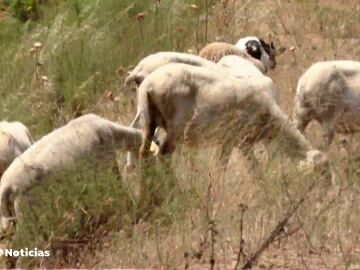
left=0, top=114, right=143, bottom=229
left=0, top=121, right=33, bottom=176
left=293, top=60, right=360, bottom=147
left=131, top=63, right=329, bottom=177
left=235, top=36, right=278, bottom=71
left=198, top=42, right=266, bottom=73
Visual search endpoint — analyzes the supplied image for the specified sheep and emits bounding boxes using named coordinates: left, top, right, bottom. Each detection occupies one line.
left=131, top=63, right=330, bottom=178
left=198, top=42, right=266, bottom=73
left=146, top=55, right=274, bottom=165
left=235, top=36, right=278, bottom=71
left=0, top=114, right=143, bottom=229
left=124, top=52, right=218, bottom=88
left=124, top=52, right=221, bottom=167
left=0, top=121, right=33, bottom=176
left=124, top=52, right=272, bottom=168
left=293, top=60, right=360, bottom=147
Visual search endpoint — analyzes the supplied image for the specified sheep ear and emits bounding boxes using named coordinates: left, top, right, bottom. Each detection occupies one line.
left=276, top=47, right=287, bottom=55
left=259, top=38, right=267, bottom=47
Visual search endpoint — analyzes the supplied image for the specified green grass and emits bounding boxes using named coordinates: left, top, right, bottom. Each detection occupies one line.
left=0, top=0, right=212, bottom=134
left=0, top=0, right=213, bottom=267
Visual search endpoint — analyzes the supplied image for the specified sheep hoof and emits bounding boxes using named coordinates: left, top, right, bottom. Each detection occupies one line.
left=150, top=141, right=159, bottom=155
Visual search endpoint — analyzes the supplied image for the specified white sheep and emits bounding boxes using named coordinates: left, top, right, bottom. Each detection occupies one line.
left=293, top=60, right=360, bottom=146
left=0, top=114, right=143, bottom=229
left=124, top=52, right=218, bottom=88
left=131, top=63, right=329, bottom=177
left=136, top=55, right=277, bottom=166
left=235, top=36, right=278, bottom=71
left=198, top=42, right=266, bottom=73
left=0, top=121, right=33, bottom=176
left=124, top=52, right=274, bottom=168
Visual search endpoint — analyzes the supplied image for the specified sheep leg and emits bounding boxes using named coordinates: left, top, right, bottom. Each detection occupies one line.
left=321, top=109, right=343, bottom=147
left=1, top=216, right=12, bottom=231
left=140, top=115, right=157, bottom=160
left=293, top=96, right=313, bottom=133
left=183, top=111, right=201, bottom=146
left=293, top=107, right=313, bottom=133
left=322, top=121, right=336, bottom=147
left=159, top=130, right=177, bottom=156
left=126, top=112, right=143, bottom=170
left=0, top=185, right=15, bottom=230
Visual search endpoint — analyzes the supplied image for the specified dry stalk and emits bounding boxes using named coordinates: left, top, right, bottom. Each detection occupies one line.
left=184, top=251, right=190, bottom=270
left=204, top=0, right=208, bottom=43
left=136, top=12, right=145, bottom=52
left=291, top=184, right=345, bottom=270
left=280, top=177, right=342, bottom=269
left=209, top=219, right=216, bottom=270
left=241, top=179, right=316, bottom=269
left=155, top=222, right=165, bottom=268
left=183, top=178, right=216, bottom=269
left=154, top=0, right=160, bottom=46
left=234, top=204, right=248, bottom=270
left=335, top=206, right=350, bottom=269
left=206, top=179, right=216, bottom=270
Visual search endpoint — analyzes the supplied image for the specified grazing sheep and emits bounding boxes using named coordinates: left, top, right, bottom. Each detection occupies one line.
left=0, top=114, right=143, bottom=229
left=0, top=121, right=33, bottom=176
left=294, top=60, right=360, bottom=147
left=235, top=36, right=278, bottom=71
left=216, top=55, right=279, bottom=166
left=131, top=63, right=329, bottom=177
left=198, top=42, right=266, bottom=73
left=124, top=52, right=273, bottom=168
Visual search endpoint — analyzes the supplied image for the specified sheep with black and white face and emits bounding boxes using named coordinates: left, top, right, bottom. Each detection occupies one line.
left=235, top=36, right=281, bottom=71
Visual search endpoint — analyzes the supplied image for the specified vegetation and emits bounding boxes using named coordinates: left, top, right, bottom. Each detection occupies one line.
left=0, top=0, right=360, bottom=268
